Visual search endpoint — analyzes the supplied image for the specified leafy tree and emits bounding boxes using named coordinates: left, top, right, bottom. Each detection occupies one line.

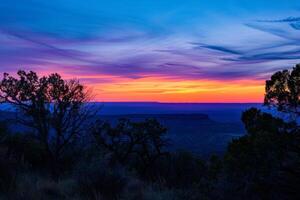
left=241, top=108, right=296, bottom=135
left=223, top=65, right=300, bottom=199
left=264, top=64, right=300, bottom=115
left=92, top=118, right=169, bottom=176
left=222, top=64, right=300, bottom=199
left=0, top=70, right=97, bottom=178
left=224, top=109, right=298, bottom=199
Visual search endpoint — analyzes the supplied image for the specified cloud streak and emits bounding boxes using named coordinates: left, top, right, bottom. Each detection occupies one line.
left=0, top=0, right=300, bottom=102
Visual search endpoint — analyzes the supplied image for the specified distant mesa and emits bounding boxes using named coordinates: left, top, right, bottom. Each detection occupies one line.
left=100, top=113, right=210, bottom=121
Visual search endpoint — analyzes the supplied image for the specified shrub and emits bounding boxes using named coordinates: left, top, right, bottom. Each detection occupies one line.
left=92, top=118, right=169, bottom=177
left=8, top=173, right=77, bottom=200
left=77, top=163, right=128, bottom=200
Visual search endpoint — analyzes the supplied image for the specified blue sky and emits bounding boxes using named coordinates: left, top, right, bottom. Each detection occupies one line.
left=0, top=0, right=300, bottom=102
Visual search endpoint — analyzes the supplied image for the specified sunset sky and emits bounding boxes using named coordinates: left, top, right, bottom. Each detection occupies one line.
left=1, top=0, right=300, bottom=102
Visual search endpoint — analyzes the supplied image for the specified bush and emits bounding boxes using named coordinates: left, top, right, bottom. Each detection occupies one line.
left=7, top=173, right=77, bottom=200
left=92, top=118, right=170, bottom=178
left=145, top=151, right=207, bottom=188
left=222, top=108, right=300, bottom=199
left=77, top=163, right=128, bottom=200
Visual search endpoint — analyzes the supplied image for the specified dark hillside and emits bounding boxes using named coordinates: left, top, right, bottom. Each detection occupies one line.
left=100, top=113, right=244, bottom=155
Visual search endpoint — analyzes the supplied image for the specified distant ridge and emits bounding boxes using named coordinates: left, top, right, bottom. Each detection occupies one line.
left=100, top=113, right=209, bottom=120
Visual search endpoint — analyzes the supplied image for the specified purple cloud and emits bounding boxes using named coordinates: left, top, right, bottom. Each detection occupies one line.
left=1, top=13, right=300, bottom=84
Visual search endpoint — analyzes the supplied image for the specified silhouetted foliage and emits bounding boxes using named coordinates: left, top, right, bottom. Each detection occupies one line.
left=152, top=151, right=207, bottom=188
left=0, top=70, right=97, bottom=178
left=264, top=64, right=300, bottom=115
left=224, top=107, right=300, bottom=199
left=219, top=65, right=300, bottom=200
left=92, top=118, right=169, bottom=176
left=1, top=65, right=300, bottom=199
left=77, top=165, right=128, bottom=200
left=242, top=108, right=297, bottom=135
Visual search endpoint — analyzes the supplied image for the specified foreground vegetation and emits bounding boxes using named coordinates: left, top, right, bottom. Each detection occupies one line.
left=0, top=64, right=299, bottom=199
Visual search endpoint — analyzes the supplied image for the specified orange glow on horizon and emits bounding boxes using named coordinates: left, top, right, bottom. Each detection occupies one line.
left=7, top=70, right=265, bottom=103
left=81, top=76, right=265, bottom=103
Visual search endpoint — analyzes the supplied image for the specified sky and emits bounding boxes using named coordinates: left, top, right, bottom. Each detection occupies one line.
left=0, top=0, right=300, bottom=102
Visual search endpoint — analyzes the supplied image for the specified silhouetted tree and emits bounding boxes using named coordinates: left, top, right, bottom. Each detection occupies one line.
left=224, top=108, right=299, bottom=199
left=223, top=63, right=300, bottom=199
left=264, top=64, right=300, bottom=115
left=0, top=70, right=97, bottom=178
left=92, top=118, right=169, bottom=176
left=241, top=108, right=296, bottom=135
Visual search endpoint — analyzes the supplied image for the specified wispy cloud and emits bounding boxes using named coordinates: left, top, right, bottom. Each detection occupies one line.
left=0, top=0, right=300, bottom=101
left=256, top=17, right=300, bottom=23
